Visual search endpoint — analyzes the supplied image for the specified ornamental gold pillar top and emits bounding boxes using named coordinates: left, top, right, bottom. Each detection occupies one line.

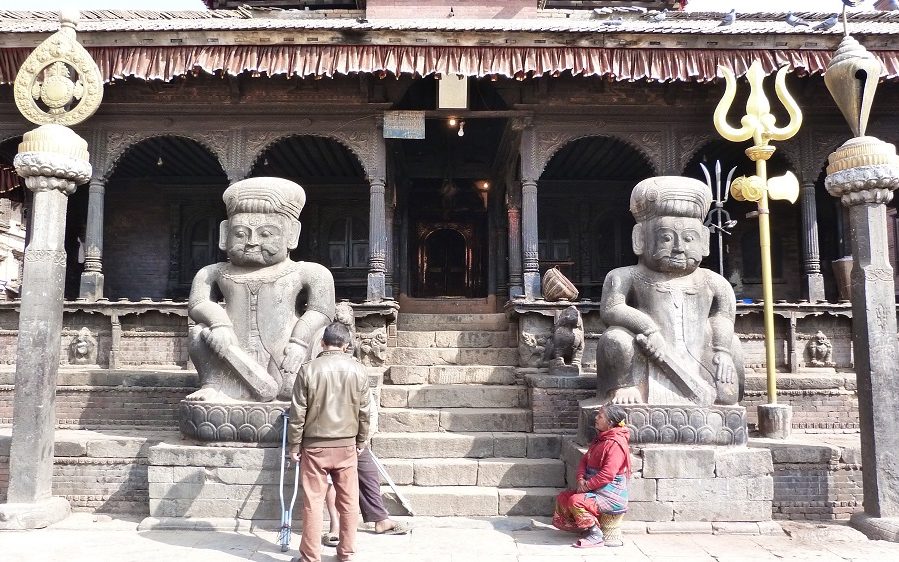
left=13, top=10, right=103, bottom=127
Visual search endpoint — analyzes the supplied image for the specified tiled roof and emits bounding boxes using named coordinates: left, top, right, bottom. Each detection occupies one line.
left=1, top=9, right=898, bottom=36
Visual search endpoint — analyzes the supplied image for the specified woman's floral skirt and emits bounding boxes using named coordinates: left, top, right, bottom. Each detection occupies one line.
left=552, top=474, right=628, bottom=532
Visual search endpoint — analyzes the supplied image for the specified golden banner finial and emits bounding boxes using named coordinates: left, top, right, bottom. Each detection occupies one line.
left=13, top=10, right=103, bottom=127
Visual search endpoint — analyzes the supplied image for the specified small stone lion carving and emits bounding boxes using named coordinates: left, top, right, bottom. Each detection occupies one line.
left=69, top=327, right=97, bottom=365
left=334, top=301, right=361, bottom=358
left=805, top=330, right=835, bottom=367
left=543, top=305, right=584, bottom=372
left=360, top=328, right=388, bottom=367
left=518, top=332, right=547, bottom=367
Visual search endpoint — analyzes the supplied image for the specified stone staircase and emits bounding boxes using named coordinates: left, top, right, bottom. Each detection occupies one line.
left=370, top=313, right=566, bottom=516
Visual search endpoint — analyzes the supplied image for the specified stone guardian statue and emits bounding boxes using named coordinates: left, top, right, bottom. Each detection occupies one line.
left=596, top=176, right=743, bottom=407
left=186, top=177, right=335, bottom=403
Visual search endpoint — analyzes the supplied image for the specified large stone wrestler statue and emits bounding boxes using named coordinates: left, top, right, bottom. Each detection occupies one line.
left=597, top=176, right=743, bottom=407
left=186, top=177, right=335, bottom=403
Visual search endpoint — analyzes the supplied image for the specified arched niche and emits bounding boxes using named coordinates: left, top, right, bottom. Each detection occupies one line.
left=538, top=135, right=655, bottom=299
left=249, top=134, right=369, bottom=301
left=102, top=135, right=228, bottom=301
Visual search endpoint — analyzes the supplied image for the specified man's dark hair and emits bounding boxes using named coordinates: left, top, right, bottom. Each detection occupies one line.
left=322, top=321, right=352, bottom=348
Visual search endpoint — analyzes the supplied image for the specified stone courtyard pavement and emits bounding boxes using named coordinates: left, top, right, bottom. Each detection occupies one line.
left=4, top=514, right=899, bottom=561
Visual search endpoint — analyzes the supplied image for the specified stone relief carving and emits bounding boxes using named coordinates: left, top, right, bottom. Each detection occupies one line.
left=68, top=327, right=97, bottom=365
left=102, top=130, right=227, bottom=180
left=334, top=300, right=360, bottom=358
left=518, top=331, right=547, bottom=368
left=543, top=305, right=584, bottom=375
left=804, top=330, right=835, bottom=367
left=359, top=327, right=388, bottom=367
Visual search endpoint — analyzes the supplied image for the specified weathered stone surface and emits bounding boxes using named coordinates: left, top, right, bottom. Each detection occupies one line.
left=641, top=447, right=716, bottom=479
left=396, top=331, right=437, bottom=348
left=657, top=478, right=748, bottom=502
left=751, top=441, right=840, bottom=464
left=388, top=366, right=429, bottom=385
left=712, top=521, right=770, bottom=535
left=387, top=385, right=526, bottom=408
left=498, top=487, right=561, bottom=516
left=179, top=400, right=287, bottom=443
left=386, top=347, right=461, bottom=366
left=715, top=447, right=773, bottom=477
left=398, top=313, right=508, bottom=332
left=148, top=466, right=173, bottom=484
left=211, top=467, right=279, bottom=486
left=379, top=408, right=440, bottom=432
left=627, top=501, right=675, bottom=521
left=377, top=459, right=413, bottom=485
left=647, top=521, right=713, bottom=534
left=757, top=403, right=793, bottom=439
left=414, top=459, right=479, bottom=486
left=629, top=477, right=658, bottom=502
left=0, top=497, right=71, bottom=530
left=493, top=433, right=528, bottom=458
left=747, top=476, right=774, bottom=501
left=439, top=408, right=531, bottom=432
left=526, top=434, right=562, bottom=459
left=430, top=366, right=516, bottom=385
left=458, top=348, right=519, bottom=366
left=476, top=458, right=565, bottom=487
left=53, top=440, right=87, bottom=457
left=148, top=443, right=278, bottom=468
left=86, top=438, right=156, bottom=458
left=371, top=433, right=494, bottom=459
left=380, top=485, right=499, bottom=516
left=434, top=331, right=511, bottom=349
left=171, top=466, right=206, bottom=484
left=674, top=500, right=771, bottom=522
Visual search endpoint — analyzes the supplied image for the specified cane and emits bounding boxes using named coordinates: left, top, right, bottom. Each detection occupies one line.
left=278, top=411, right=301, bottom=552
left=369, top=451, right=415, bottom=516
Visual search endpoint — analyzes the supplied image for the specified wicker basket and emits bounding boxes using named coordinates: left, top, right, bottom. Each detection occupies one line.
left=542, top=266, right=579, bottom=301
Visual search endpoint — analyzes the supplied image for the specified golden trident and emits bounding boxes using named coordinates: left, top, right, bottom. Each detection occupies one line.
left=713, top=60, right=802, bottom=406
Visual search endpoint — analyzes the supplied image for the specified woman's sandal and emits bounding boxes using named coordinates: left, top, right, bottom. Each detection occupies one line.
left=375, top=522, right=410, bottom=535
left=322, top=532, right=340, bottom=547
left=572, top=532, right=605, bottom=549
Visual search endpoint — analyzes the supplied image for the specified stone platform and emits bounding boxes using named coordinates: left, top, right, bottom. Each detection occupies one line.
left=562, top=439, right=774, bottom=522
left=178, top=400, right=288, bottom=443
left=577, top=397, right=748, bottom=446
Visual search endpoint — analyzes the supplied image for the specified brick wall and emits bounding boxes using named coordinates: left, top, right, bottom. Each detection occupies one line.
left=0, top=371, right=197, bottom=428
left=526, top=372, right=595, bottom=433
left=765, top=439, right=864, bottom=521
left=743, top=373, right=859, bottom=431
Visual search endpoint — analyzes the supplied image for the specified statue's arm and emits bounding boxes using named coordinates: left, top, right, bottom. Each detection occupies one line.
left=281, top=264, right=336, bottom=372
left=600, top=269, right=659, bottom=336
left=707, top=274, right=737, bottom=352
left=291, top=263, right=336, bottom=341
left=188, top=265, right=230, bottom=327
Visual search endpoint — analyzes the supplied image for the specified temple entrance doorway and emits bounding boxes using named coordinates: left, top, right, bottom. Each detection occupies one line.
left=419, top=227, right=467, bottom=297
left=390, top=76, right=513, bottom=312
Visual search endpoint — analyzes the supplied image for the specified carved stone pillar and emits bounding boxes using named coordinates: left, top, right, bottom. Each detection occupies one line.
left=826, top=136, right=899, bottom=524
left=367, top=177, right=387, bottom=302
left=385, top=201, right=394, bottom=299
left=521, top=178, right=541, bottom=300
left=507, top=200, right=523, bottom=298
left=79, top=177, right=105, bottom=300
left=799, top=181, right=825, bottom=302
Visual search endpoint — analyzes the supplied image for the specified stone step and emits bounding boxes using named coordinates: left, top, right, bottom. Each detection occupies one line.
left=398, top=313, right=509, bottom=332
left=373, top=457, right=565, bottom=487
left=386, top=347, right=518, bottom=367
left=371, top=432, right=562, bottom=459
left=379, top=407, right=532, bottom=433
left=379, top=485, right=562, bottom=516
left=380, top=384, right=526, bottom=409
left=396, top=330, right=512, bottom=349
left=389, top=365, right=516, bottom=385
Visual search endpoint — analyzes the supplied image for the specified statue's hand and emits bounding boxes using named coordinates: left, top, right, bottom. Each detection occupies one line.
left=635, top=331, right=666, bottom=362
left=713, top=351, right=735, bottom=385
left=203, top=326, right=239, bottom=357
left=281, top=341, right=309, bottom=375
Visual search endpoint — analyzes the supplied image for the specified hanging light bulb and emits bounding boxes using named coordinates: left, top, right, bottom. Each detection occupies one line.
left=457, top=120, right=465, bottom=137
left=156, top=156, right=164, bottom=167
left=448, top=117, right=457, bottom=127
left=263, top=157, right=270, bottom=167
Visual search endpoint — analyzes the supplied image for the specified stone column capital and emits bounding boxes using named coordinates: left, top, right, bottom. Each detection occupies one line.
left=825, top=137, right=899, bottom=207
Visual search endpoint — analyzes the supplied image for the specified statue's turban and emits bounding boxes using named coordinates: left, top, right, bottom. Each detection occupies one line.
left=630, top=176, right=711, bottom=222
left=223, top=177, right=306, bottom=221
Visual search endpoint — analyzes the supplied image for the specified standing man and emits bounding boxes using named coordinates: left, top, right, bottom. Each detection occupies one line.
left=288, top=322, right=371, bottom=562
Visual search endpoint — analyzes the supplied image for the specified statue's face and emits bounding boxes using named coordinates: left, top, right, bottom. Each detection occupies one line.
left=225, top=212, right=290, bottom=266
left=74, top=337, right=89, bottom=355
left=644, top=216, right=706, bottom=274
